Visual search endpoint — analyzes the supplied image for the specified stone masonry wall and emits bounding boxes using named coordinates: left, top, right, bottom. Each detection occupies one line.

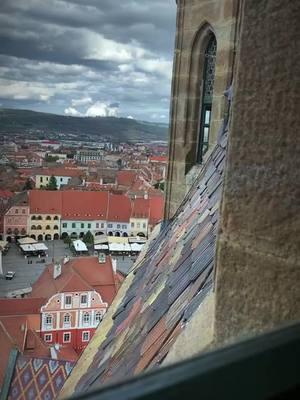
left=214, top=0, right=300, bottom=344
left=165, top=0, right=239, bottom=219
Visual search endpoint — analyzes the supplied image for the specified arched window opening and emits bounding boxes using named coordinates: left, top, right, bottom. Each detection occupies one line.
left=197, top=34, right=217, bottom=162
left=46, top=216, right=51, bottom=220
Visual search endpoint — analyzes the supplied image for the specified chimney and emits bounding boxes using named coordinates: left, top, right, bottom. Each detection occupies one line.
left=63, top=255, right=70, bottom=264
left=50, top=346, right=58, bottom=360
left=53, top=262, right=62, bottom=279
left=98, top=253, right=106, bottom=264
left=112, top=258, right=117, bottom=275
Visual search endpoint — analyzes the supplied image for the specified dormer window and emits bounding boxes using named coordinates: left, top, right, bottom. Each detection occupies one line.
left=81, top=294, right=87, bottom=306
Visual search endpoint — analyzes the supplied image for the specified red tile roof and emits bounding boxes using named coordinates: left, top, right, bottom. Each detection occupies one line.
left=149, top=156, right=167, bottom=163
left=0, top=190, right=14, bottom=200
left=116, top=170, right=136, bottom=187
left=107, top=193, right=132, bottom=222
left=61, top=191, right=109, bottom=220
left=30, top=256, right=118, bottom=305
left=149, top=196, right=164, bottom=225
left=0, top=298, right=46, bottom=316
left=29, top=190, right=62, bottom=214
left=131, top=198, right=150, bottom=219
left=36, top=168, right=83, bottom=177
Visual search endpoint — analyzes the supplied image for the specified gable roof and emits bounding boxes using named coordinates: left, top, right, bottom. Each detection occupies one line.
left=61, top=191, right=109, bottom=220
left=29, top=190, right=62, bottom=214
left=61, top=120, right=229, bottom=396
left=131, top=198, right=150, bottom=219
left=107, top=193, right=132, bottom=222
left=30, top=256, right=118, bottom=305
left=0, top=298, right=46, bottom=316
left=116, top=170, right=137, bottom=187
left=7, top=354, right=75, bottom=400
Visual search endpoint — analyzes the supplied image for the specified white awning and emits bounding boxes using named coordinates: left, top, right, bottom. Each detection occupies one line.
left=94, top=244, right=109, bottom=250
left=20, top=243, right=48, bottom=252
left=33, top=243, right=48, bottom=251
left=73, top=239, right=88, bottom=252
left=109, top=243, right=131, bottom=252
left=130, top=243, right=144, bottom=252
left=18, top=237, right=37, bottom=245
left=94, top=236, right=108, bottom=245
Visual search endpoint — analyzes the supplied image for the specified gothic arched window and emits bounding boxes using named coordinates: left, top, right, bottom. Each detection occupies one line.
left=197, top=34, right=217, bottom=163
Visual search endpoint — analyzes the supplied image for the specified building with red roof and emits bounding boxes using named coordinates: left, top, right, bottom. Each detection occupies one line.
left=107, top=193, right=132, bottom=237
left=30, top=255, right=123, bottom=354
left=116, top=170, right=137, bottom=188
left=35, top=168, right=83, bottom=189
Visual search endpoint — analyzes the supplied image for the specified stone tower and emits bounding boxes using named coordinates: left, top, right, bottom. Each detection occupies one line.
left=165, top=0, right=239, bottom=219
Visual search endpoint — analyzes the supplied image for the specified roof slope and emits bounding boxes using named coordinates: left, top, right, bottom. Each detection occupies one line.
left=30, top=256, right=118, bottom=304
left=62, top=121, right=228, bottom=395
left=0, top=298, right=46, bottom=316
left=7, top=354, right=75, bottom=400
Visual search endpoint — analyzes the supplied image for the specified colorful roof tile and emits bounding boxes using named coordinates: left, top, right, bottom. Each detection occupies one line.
left=62, top=119, right=229, bottom=395
left=8, top=354, right=75, bottom=400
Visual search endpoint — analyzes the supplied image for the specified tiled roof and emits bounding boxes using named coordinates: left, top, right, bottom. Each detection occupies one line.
left=116, top=170, right=136, bottom=187
left=8, top=354, right=75, bottom=400
left=0, top=298, right=46, bottom=316
left=61, top=191, right=109, bottom=220
left=67, top=120, right=229, bottom=394
left=131, top=198, right=150, bottom=219
left=29, top=190, right=62, bottom=214
left=149, top=196, right=164, bottom=225
left=35, top=168, right=83, bottom=178
left=107, top=193, right=132, bottom=222
left=30, top=256, right=119, bottom=305
left=149, top=156, right=167, bottom=163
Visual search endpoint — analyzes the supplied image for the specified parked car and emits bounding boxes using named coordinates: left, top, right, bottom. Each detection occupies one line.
left=5, top=271, right=15, bottom=280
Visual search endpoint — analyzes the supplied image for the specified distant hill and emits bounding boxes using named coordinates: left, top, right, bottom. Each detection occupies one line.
left=0, top=108, right=168, bottom=143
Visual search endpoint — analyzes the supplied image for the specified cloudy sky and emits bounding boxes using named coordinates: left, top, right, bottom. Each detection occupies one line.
left=0, top=0, right=176, bottom=121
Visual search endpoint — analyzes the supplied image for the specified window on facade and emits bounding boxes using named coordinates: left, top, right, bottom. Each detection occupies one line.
left=131, top=222, right=134, bottom=228
left=122, top=224, right=126, bottom=229
left=81, top=294, right=87, bottom=305
left=54, top=216, right=59, bottom=220
left=40, top=177, right=43, bottom=182
left=63, top=314, right=71, bottom=326
left=53, top=225, right=59, bottom=230
left=101, top=223, right=104, bottom=228
left=117, top=224, right=120, bottom=229
left=46, top=216, right=51, bottom=220
left=108, top=223, right=113, bottom=228
left=96, top=223, right=99, bottom=229
left=31, top=215, right=36, bottom=220
left=37, top=216, right=42, bottom=220
left=65, top=295, right=72, bottom=307
left=31, top=225, right=36, bottom=230
left=72, top=223, right=76, bottom=228
left=63, top=332, right=71, bottom=343
left=82, top=312, right=90, bottom=325
left=60, top=177, right=63, bottom=182
left=82, top=331, right=90, bottom=342
left=81, top=223, right=84, bottom=229
left=197, top=34, right=217, bottom=163
left=143, top=223, right=146, bottom=229
left=37, top=225, right=42, bottom=230
left=62, top=223, right=67, bottom=228
left=95, top=311, right=102, bottom=325
left=137, top=223, right=140, bottom=228
left=45, top=315, right=52, bottom=328
left=15, top=209, right=18, bottom=214
left=22, top=209, right=25, bottom=214
left=44, top=334, right=52, bottom=342
left=87, top=223, right=91, bottom=229
left=46, top=225, right=51, bottom=230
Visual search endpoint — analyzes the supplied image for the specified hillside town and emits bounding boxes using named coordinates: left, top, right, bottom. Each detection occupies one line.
left=0, top=134, right=166, bottom=395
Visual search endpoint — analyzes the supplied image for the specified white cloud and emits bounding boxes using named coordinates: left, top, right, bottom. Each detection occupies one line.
left=127, top=115, right=134, bottom=119
left=64, top=107, right=82, bottom=116
left=83, top=31, right=147, bottom=63
left=71, top=96, right=93, bottom=106
left=85, top=101, right=118, bottom=117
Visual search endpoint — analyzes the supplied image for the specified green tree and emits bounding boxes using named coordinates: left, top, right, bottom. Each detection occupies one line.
left=23, top=178, right=34, bottom=190
left=46, top=175, right=58, bottom=190
left=83, top=230, right=94, bottom=246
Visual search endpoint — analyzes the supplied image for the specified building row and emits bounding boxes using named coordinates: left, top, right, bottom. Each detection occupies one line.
left=2, top=190, right=164, bottom=242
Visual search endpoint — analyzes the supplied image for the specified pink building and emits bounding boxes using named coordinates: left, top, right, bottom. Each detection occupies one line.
left=30, top=256, right=124, bottom=354
left=3, top=192, right=29, bottom=242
